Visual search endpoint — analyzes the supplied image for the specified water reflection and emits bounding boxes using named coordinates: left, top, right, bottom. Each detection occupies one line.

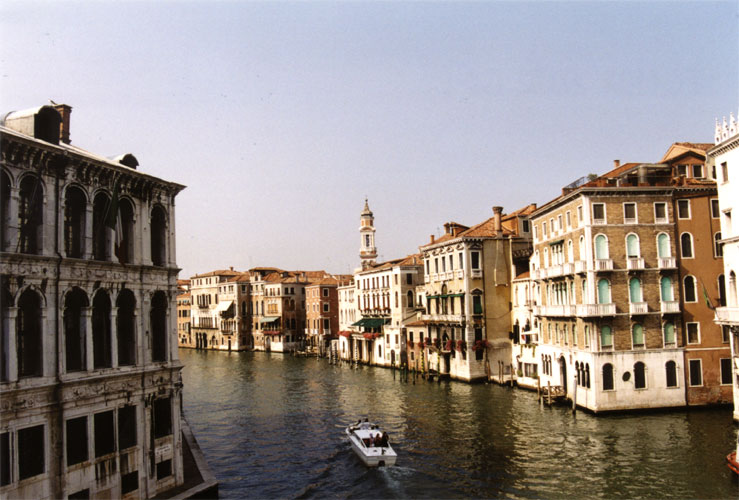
left=181, top=349, right=737, bottom=499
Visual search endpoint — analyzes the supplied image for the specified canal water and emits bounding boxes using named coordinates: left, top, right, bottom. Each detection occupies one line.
left=180, top=349, right=739, bottom=499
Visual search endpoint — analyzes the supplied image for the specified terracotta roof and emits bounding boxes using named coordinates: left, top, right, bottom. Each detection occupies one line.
left=661, top=142, right=712, bottom=163
left=514, top=270, right=530, bottom=280
left=459, top=215, right=515, bottom=238
left=360, top=254, right=423, bottom=273
left=190, top=269, right=241, bottom=279
left=404, top=320, right=428, bottom=327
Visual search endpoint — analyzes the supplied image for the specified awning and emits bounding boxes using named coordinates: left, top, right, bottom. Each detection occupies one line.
left=216, top=301, right=234, bottom=313
left=351, top=318, right=389, bottom=328
left=259, top=316, right=280, bottom=324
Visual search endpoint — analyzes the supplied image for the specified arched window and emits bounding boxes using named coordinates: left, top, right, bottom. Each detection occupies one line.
left=731, top=271, right=737, bottom=307
left=684, top=275, right=697, bottom=303
left=602, top=363, right=614, bottom=390
left=663, top=322, right=675, bottom=345
left=634, top=362, right=646, bottom=389
left=567, top=239, right=574, bottom=262
left=626, top=233, right=639, bottom=258
left=117, top=289, right=136, bottom=366
left=395, top=291, right=398, bottom=308
left=585, top=364, right=590, bottom=388
left=64, top=186, right=87, bottom=259
left=578, top=236, right=585, bottom=260
left=151, top=291, right=168, bottom=362
left=665, top=360, right=677, bottom=387
left=92, top=192, right=111, bottom=261
left=594, top=234, right=608, bottom=260
left=714, top=232, right=723, bottom=258
left=117, top=199, right=135, bottom=264
left=629, top=278, right=642, bottom=303
left=64, top=288, right=88, bottom=372
left=600, top=325, right=613, bottom=348
left=597, top=279, right=611, bottom=304
left=18, top=289, right=43, bottom=377
left=18, top=175, right=43, bottom=254
left=1, top=171, right=11, bottom=252
left=543, top=247, right=549, bottom=267
left=575, top=361, right=581, bottom=386
left=680, top=233, right=693, bottom=258
left=718, top=274, right=726, bottom=307
left=657, top=233, right=671, bottom=258
left=151, top=205, right=167, bottom=267
left=407, top=290, right=414, bottom=308
left=92, top=290, right=112, bottom=369
left=241, top=301, right=247, bottom=316
left=660, top=276, right=673, bottom=301
left=632, top=323, right=644, bottom=347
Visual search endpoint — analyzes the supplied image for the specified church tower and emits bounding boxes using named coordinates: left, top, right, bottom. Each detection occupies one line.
left=359, top=198, right=377, bottom=269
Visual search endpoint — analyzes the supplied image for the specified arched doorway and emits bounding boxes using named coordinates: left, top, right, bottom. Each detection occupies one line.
left=559, top=356, right=568, bottom=393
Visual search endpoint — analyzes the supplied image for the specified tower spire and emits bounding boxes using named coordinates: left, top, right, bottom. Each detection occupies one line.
left=359, top=198, right=377, bottom=269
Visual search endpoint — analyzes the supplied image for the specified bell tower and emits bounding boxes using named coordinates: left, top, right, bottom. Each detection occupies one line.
left=359, top=198, right=377, bottom=269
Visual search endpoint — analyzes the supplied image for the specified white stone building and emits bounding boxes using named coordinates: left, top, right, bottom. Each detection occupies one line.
left=0, top=104, right=215, bottom=498
left=709, top=112, right=739, bottom=421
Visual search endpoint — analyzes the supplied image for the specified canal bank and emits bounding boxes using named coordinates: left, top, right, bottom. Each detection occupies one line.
left=180, top=349, right=738, bottom=499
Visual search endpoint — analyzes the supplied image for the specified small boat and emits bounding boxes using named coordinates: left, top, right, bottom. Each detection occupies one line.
left=728, top=431, right=739, bottom=475
left=345, top=420, right=397, bottom=467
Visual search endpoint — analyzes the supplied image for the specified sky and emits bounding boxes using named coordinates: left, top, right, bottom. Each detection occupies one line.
left=1, top=1, right=737, bottom=279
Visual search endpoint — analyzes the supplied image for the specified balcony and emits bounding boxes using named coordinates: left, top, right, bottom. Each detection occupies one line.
left=660, top=301, right=680, bottom=314
left=534, top=304, right=577, bottom=317
left=626, top=257, right=645, bottom=271
left=715, top=307, right=739, bottom=324
left=424, top=275, right=430, bottom=284
left=470, top=269, right=482, bottom=279
left=594, top=259, right=613, bottom=271
left=574, top=260, right=587, bottom=273
left=576, top=303, right=616, bottom=316
left=658, top=257, right=677, bottom=270
left=456, top=270, right=464, bottom=279
left=420, top=314, right=466, bottom=323
left=629, top=302, right=648, bottom=315
left=532, top=268, right=546, bottom=280
left=547, top=264, right=563, bottom=278
left=562, top=262, right=575, bottom=275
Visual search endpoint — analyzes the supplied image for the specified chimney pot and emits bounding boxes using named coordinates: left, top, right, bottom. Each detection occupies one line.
left=53, top=103, right=72, bottom=144
left=430, top=234, right=435, bottom=244
left=614, top=159, right=620, bottom=169
left=492, top=206, right=503, bottom=233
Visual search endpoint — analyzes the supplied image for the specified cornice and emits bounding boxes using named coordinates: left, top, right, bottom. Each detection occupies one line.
left=708, top=133, right=739, bottom=157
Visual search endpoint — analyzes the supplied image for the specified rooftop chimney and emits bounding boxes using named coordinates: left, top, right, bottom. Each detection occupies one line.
left=430, top=234, right=435, bottom=244
left=492, top=206, right=503, bottom=234
left=53, top=103, right=72, bottom=144
left=613, top=159, right=620, bottom=169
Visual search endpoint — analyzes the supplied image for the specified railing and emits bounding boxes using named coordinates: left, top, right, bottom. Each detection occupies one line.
left=594, top=259, right=613, bottom=271
left=658, top=257, right=677, bottom=269
left=532, top=268, right=545, bottom=280
left=629, top=302, right=648, bottom=315
left=547, top=264, right=563, bottom=278
left=420, top=314, right=465, bottom=323
left=534, top=304, right=577, bottom=317
left=626, top=257, right=645, bottom=270
left=424, top=275, right=430, bottom=284
left=660, top=301, right=680, bottom=314
left=456, top=270, right=464, bottom=279
left=470, top=269, right=482, bottom=279
left=562, top=262, right=575, bottom=275
left=715, top=307, right=739, bottom=323
left=576, top=303, right=616, bottom=316
left=574, top=260, right=587, bottom=273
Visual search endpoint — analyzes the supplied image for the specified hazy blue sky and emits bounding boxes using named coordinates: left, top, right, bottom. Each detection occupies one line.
left=1, top=1, right=737, bottom=279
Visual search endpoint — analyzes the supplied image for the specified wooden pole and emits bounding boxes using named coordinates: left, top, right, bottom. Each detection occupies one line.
left=547, top=381, right=552, bottom=406
left=537, top=376, right=541, bottom=401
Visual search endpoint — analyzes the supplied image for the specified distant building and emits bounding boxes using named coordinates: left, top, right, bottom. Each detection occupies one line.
left=189, top=269, right=243, bottom=350
left=709, top=113, right=739, bottom=421
left=305, top=276, right=350, bottom=356
left=0, top=104, right=215, bottom=498
left=177, top=280, right=193, bottom=348
left=418, top=205, right=534, bottom=382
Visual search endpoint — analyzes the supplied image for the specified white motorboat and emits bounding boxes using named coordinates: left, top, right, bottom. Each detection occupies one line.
left=345, top=421, right=397, bottom=467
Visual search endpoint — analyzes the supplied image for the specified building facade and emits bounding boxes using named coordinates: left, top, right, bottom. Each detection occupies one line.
left=709, top=113, right=739, bottom=421
left=0, top=104, right=192, bottom=498
left=418, top=205, right=534, bottom=382
left=531, top=145, right=726, bottom=412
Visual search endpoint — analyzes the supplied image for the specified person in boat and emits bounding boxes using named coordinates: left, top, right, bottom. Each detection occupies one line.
left=369, top=434, right=375, bottom=447
left=380, top=432, right=389, bottom=447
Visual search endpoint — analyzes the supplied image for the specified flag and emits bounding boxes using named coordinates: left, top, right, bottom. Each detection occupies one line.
left=702, top=282, right=715, bottom=311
